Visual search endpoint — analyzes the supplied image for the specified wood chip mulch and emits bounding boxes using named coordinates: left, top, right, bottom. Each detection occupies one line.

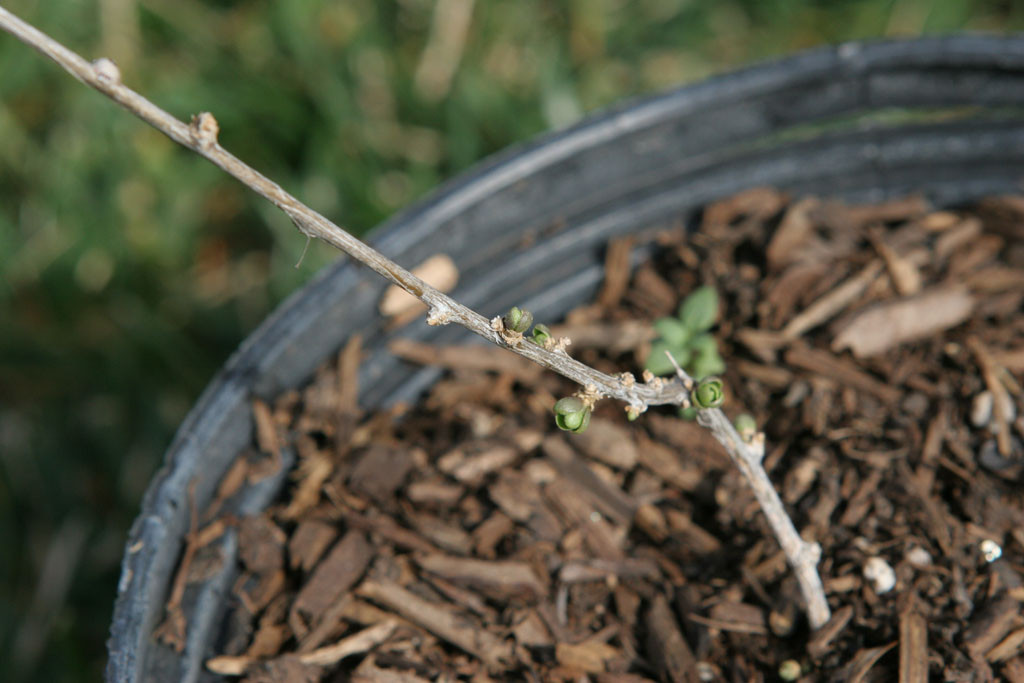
left=158, top=188, right=1024, bottom=682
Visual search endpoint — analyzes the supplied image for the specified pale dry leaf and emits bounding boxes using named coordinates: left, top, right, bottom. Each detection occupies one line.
left=766, top=197, right=817, bottom=270
left=379, top=254, right=459, bottom=317
left=832, top=286, right=975, bottom=358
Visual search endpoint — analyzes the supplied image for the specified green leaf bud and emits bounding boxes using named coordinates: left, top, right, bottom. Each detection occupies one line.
left=679, top=406, right=698, bottom=420
left=503, top=306, right=533, bottom=334
left=692, top=376, right=725, bottom=409
left=678, top=285, right=718, bottom=332
left=553, top=396, right=584, bottom=415
left=734, top=413, right=757, bottom=440
left=530, top=323, right=552, bottom=345
left=553, top=397, right=591, bottom=433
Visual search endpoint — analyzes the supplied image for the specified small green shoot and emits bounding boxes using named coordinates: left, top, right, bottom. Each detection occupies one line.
left=645, top=285, right=724, bottom=380
left=553, top=396, right=591, bottom=433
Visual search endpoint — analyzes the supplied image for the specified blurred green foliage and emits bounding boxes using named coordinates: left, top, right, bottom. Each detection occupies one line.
left=1, top=0, right=1023, bottom=680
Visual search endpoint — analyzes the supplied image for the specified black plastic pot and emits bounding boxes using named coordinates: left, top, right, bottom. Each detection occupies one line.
left=107, top=35, right=1024, bottom=681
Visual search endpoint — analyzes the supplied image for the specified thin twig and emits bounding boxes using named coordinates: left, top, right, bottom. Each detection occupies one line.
left=696, top=407, right=830, bottom=628
left=665, top=352, right=830, bottom=629
left=0, top=6, right=829, bottom=629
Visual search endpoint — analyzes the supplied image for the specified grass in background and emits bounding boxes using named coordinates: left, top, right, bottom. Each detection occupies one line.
left=1, top=0, right=1022, bottom=680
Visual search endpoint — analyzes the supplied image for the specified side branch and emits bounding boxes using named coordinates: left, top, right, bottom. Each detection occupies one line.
left=697, top=407, right=831, bottom=629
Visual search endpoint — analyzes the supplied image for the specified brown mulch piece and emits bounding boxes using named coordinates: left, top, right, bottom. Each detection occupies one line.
left=164, top=188, right=1024, bottom=680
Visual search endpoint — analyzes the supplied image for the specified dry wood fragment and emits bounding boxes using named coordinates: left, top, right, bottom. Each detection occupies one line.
left=333, top=334, right=363, bottom=459
left=988, top=628, right=1024, bottom=663
left=340, top=510, right=440, bottom=554
left=245, top=656, right=322, bottom=682
left=351, top=656, right=434, bottom=682
left=379, top=253, right=458, bottom=317
left=512, top=609, right=553, bottom=648
left=807, top=605, right=854, bottom=659
left=841, top=643, right=897, bottom=683
left=543, top=436, right=636, bottom=526
left=281, top=448, right=334, bottom=520
left=663, top=508, right=722, bottom=555
left=870, top=230, right=922, bottom=296
left=473, top=511, right=516, bottom=561
left=702, top=186, right=786, bottom=229
left=832, top=286, right=974, bottom=358
left=558, top=558, right=660, bottom=583
left=555, top=640, right=619, bottom=674
left=1004, top=658, right=1024, bottom=683
left=633, top=434, right=703, bottom=491
left=545, top=478, right=626, bottom=561
left=629, top=265, right=678, bottom=316
left=784, top=345, right=901, bottom=404
left=645, top=594, right=699, bottom=683
left=405, top=479, right=464, bottom=507
left=966, top=265, right=1024, bottom=293
left=297, top=595, right=352, bottom=653
left=969, top=336, right=1016, bottom=457
left=246, top=616, right=290, bottom=659
left=487, top=470, right=542, bottom=523
left=349, top=446, right=414, bottom=504
left=965, top=596, right=1020, bottom=661
left=208, top=620, right=398, bottom=674
left=406, top=511, right=473, bottom=555
left=733, top=359, right=794, bottom=389
left=238, top=515, right=286, bottom=573
left=356, top=578, right=512, bottom=669
left=597, top=236, right=634, bottom=308
left=976, top=196, right=1024, bottom=240
left=570, top=418, right=639, bottom=470
left=203, top=455, right=251, bottom=522
left=154, top=479, right=224, bottom=652
left=441, top=444, right=519, bottom=486
left=298, top=620, right=399, bottom=667
left=291, top=531, right=372, bottom=628
left=834, top=195, right=930, bottom=226
left=781, top=260, right=884, bottom=339
left=765, top=261, right=830, bottom=328
left=699, top=601, right=768, bottom=635
left=767, top=197, right=817, bottom=269
left=633, top=504, right=668, bottom=543
left=417, top=554, right=545, bottom=603
left=934, top=216, right=983, bottom=260
left=253, top=398, right=282, bottom=461
left=899, top=597, right=928, bottom=683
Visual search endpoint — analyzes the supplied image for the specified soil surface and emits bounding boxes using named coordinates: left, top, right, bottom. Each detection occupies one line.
left=158, top=189, right=1024, bottom=682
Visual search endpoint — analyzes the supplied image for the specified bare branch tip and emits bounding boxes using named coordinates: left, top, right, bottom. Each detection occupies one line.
left=91, top=58, right=121, bottom=85
left=190, top=112, right=220, bottom=149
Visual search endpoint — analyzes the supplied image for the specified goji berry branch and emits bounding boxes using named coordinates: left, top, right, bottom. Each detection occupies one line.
left=0, top=6, right=830, bottom=629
